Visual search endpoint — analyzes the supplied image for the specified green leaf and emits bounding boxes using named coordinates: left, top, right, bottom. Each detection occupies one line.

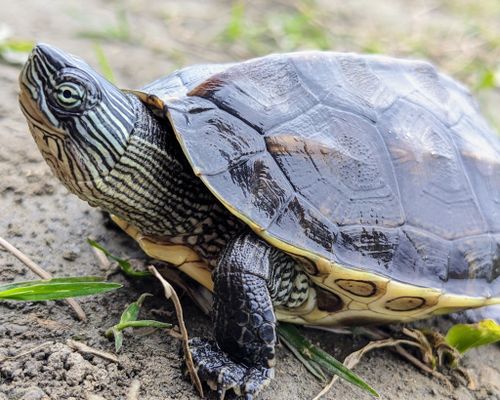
left=119, top=293, right=152, bottom=324
left=87, top=239, right=151, bottom=278
left=113, top=327, right=124, bottom=352
left=445, top=319, right=500, bottom=354
left=105, top=293, right=172, bottom=352
left=115, top=320, right=173, bottom=330
left=0, top=277, right=122, bottom=301
left=475, top=67, right=497, bottom=91
left=278, top=323, right=379, bottom=397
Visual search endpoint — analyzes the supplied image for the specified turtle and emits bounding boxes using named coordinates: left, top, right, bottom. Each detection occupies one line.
left=19, top=43, right=500, bottom=399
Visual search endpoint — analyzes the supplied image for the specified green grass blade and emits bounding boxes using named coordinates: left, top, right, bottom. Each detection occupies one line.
left=87, top=239, right=151, bottom=278
left=106, top=319, right=172, bottom=353
left=0, top=276, right=105, bottom=292
left=278, top=323, right=379, bottom=397
left=309, top=342, right=379, bottom=397
left=0, top=278, right=122, bottom=301
left=280, top=332, right=327, bottom=382
left=0, top=39, right=34, bottom=53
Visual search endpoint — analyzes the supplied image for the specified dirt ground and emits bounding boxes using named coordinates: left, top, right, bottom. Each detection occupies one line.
left=1, top=1, right=500, bottom=399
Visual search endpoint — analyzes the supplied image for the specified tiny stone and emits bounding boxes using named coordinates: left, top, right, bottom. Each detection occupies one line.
left=6, top=224, right=23, bottom=237
left=62, top=251, right=79, bottom=261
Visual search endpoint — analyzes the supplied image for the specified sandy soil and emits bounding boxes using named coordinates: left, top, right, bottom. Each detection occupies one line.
left=1, top=1, right=500, bottom=399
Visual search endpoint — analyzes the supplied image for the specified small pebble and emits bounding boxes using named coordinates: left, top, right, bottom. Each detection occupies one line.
left=62, top=251, right=79, bottom=261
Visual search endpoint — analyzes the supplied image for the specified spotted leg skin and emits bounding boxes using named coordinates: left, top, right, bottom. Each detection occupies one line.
left=190, top=232, right=277, bottom=399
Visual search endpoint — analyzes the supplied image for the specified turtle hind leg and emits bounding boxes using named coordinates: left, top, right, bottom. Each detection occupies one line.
left=189, top=232, right=278, bottom=399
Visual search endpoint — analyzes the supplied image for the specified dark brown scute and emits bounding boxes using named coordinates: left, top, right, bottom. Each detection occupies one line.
left=385, top=296, right=426, bottom=311
left=335, top=279, right=378, bottom=297
left=316, top=287, right=344, bottom=312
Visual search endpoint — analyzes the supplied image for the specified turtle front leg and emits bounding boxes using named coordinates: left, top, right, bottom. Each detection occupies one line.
left=190, top=232, right=279, bottom=399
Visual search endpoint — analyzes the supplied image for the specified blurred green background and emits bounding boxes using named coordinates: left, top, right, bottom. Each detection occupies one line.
left=1, top=0, right=499, bottom=122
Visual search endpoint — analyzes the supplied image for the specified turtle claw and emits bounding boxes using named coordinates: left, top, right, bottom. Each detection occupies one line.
left=216, top=385, right=227, bottom=400
left=189, top=337, right=273, bottom=399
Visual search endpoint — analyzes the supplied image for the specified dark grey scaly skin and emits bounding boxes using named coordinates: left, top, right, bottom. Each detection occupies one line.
left=190, top=232, right=310, bottom=399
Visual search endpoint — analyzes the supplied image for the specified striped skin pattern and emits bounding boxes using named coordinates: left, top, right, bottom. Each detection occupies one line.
left=19, top=45, right=230, bottom=246
left=268, top=248, right=310, bottom=308
left=18, top=44, right=308, bottom=309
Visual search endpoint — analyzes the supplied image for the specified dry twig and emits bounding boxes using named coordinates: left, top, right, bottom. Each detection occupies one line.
left=155, top=265, right=212, bottom=316
left=393, top=345, right=452, bottom=389
left=364, top=327, right=453, bottom=389
left=313, top=338, right=434, bottom=400
left=67, top=339, right=119, bottom=363
left=0, top=341, right=54, bottom=364
left=0, top=236, right=87, bottom=321
left=148, top=265, right=204, bottom=398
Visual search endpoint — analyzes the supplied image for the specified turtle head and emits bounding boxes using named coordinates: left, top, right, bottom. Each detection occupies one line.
left=19, top=43, right=135, bottom=199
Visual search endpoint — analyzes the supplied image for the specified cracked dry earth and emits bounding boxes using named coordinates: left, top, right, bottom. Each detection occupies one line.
left=1, top=0, right=500, bottom=399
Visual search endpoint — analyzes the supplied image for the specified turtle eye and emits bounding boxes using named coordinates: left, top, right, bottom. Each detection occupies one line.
left=54, top=82, right=86, bottom=110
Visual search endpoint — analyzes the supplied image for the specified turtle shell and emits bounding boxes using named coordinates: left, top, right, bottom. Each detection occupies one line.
left=140, top=52, right=500, bottom=300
